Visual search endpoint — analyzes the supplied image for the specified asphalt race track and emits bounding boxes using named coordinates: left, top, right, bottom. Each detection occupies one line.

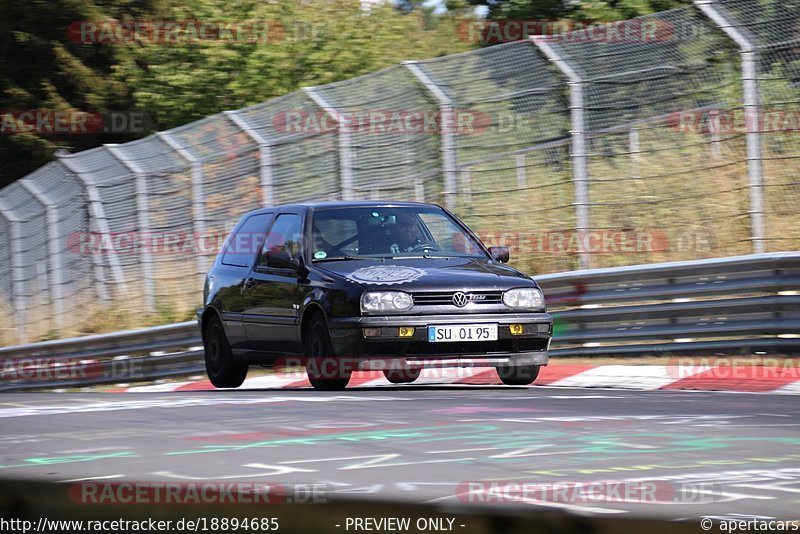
left=2, top=385, right=799, bottom=520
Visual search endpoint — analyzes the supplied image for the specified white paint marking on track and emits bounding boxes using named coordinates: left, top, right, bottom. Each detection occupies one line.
left=0, top=395, right=407, bottom=418
left=60, top=474, right=125, bottom=482
left=774, top=381, right=800, bottom=395
left=548, top=365, right=708, bottom=390
left=152, top=463, right=316, bottom=480
left=126, top=381, right=196, bottom=392
left=240, top=375, right=307, bottom=389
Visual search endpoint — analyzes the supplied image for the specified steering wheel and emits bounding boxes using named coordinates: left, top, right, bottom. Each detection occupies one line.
left=410, top=242, right=439, bottom=253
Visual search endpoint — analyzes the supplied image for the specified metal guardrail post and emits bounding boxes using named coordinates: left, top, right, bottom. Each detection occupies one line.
left=19, top=180, right=65, bottom=330
left=531, top=37, right=591, bottom=270
left=694, top=0, right=765, bottom=254
left=158, top=132, right=209, bottom=277
left=224, top=110, right=274, bottom=207
left=404, top=61, right=457, bottom=211
left=56, top=152, right=128, bottom=301
left=304, top=87, right=354, bottom=201
left=105, top=145, right=156, bottom=312
left=0, top=198, right=27, bottom=343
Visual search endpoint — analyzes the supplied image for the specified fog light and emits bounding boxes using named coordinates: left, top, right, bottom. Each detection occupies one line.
left=398, top=326, right=415, bottom=337
left=363, top=328, right=381, bottom=338
left=509, top=324, right=524, bottom=335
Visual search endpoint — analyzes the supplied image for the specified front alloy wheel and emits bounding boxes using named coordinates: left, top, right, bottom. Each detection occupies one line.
left=304, top=316, right=351, bottom=391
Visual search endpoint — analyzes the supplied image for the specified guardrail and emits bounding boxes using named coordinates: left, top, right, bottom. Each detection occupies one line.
left=537, top=252, right=800, bottom=357
left=1, top=252, right=798, bottom=391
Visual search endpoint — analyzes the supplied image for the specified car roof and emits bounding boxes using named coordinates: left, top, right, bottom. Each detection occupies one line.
left=243, top=200, right=444, bottom=217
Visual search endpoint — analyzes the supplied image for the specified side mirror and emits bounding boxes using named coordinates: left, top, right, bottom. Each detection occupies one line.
left=488, top=246, right=510, bottom=263
left=265, top=249, right=307, bottom=275
left=266, top=249, right=296, bottom=269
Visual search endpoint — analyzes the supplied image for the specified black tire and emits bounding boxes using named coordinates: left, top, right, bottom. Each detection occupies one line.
left=496, top=364, right=540, bottom=386
left=304, top=315, right=351, bottom=391
left=203, top=314, right=248, bottom=388
left=383, top=368, right=421, bottom=384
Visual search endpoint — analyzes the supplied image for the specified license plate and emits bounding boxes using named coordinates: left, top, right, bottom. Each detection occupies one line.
left=427, top=324, right=498, bottom=343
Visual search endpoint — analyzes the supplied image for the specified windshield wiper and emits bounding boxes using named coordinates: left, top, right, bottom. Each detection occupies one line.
left=313, top=255, right=384, bottom=262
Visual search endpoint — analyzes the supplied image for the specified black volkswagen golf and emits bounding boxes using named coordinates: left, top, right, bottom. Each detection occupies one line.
left=200, top=201, right=552, bottom=390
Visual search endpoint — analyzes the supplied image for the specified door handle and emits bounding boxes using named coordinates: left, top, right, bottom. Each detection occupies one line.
left=243, top=277, right=255, bottom=289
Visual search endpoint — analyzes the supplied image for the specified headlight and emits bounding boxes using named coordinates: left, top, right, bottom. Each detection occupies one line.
left=360, top=291, right=413, bottom=314
left=502, top=288, right=545, bottom=310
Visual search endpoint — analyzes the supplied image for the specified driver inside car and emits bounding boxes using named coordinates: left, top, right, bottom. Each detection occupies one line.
left=387, top=213, right=433, bottom=253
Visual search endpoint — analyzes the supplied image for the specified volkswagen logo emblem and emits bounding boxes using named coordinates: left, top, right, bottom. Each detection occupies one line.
left=452, top=291, right=468, bottom=307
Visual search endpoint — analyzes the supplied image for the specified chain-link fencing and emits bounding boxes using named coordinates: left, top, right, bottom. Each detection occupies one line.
left=706, top=0, right=800, bottom=253
left=1, top=0, right=798, bottom=343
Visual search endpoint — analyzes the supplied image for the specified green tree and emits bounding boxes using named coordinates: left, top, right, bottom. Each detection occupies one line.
left=0, top=0, right=167, bottom=187
left=120, top=0, right=471, bottom=127
left=0, top=0, right=471, bottom=185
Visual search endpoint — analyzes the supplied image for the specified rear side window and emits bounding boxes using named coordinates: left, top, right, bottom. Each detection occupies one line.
left=221, top=213, right=274, bottom=267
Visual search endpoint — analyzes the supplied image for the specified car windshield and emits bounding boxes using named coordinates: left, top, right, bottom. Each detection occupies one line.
left=310, top=206, right=487, bottom=261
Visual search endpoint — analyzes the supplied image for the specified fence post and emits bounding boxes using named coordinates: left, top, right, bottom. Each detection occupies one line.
left=57, top=152, right=127, bottom=301
left=708, top=110, right=722, bottom=160
left=0, top=199, right=27, bottom=343
left=224, top=110, right=274, bottom=207
left=531, top=36, right=591, bottom=269
left=694, top=0, right=765, bottom=254
left=19, top=180, right=64, bottom=330
left=158, top=132, right=209, bottom=278
left=404, top=61, right=457, bottom=210
left=629, top=127, right=641, bottom=179
left=105, top=145, right=156, bottom=312
left=304, top=87, right=354, bottom=201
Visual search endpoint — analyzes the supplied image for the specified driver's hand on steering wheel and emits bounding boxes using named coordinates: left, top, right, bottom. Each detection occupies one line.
left=409, top=240, right=438, bottom=252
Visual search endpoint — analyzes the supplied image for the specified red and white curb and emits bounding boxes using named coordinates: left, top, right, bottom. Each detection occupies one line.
left=111, top=364, right=800, bottom=394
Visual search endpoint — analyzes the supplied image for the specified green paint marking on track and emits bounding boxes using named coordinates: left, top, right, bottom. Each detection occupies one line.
left=166, top=424, right=501, bottom=456
left=24, top=451, right=136, bottom=466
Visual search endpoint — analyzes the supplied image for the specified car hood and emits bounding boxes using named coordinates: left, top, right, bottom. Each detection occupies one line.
left=314, top=257, right=536, bottom=291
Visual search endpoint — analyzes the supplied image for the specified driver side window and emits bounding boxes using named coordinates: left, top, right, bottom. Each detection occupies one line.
left=419, top=213, right=481, bottom=255
left=257, top=214, right=303, bottom=268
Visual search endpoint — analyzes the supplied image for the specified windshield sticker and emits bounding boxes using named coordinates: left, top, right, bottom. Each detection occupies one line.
left=346, top=266, right=426, bottom=286
left=314, top=250, right=327, bottom=259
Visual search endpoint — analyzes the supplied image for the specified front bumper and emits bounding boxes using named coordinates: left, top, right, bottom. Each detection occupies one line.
left=326, top=312, right=552, bottom=369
